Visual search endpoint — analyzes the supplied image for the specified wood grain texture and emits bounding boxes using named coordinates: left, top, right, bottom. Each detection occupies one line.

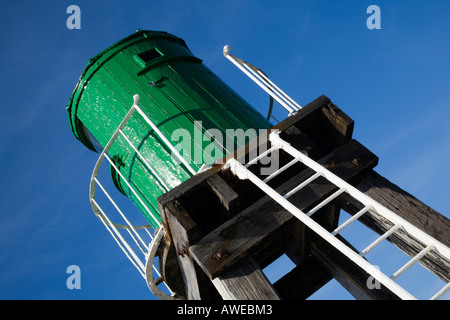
left=190, top=139, right=378, bottom=279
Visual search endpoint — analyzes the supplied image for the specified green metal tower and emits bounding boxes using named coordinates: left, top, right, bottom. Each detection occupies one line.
left=66, top=30, right=271, bottom=228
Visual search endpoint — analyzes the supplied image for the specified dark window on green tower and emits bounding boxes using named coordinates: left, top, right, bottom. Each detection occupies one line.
left=81, top=123, right=104, bottom=153
left=137, top=48, right=163, bottom=64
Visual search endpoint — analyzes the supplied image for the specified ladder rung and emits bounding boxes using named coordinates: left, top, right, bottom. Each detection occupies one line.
left=360, top=224, right=402, bottom=257
left=283, top=172, right=322, bottom=199
left=245, top=145, right=279, bottom=168
left=332, top=205, right=372, bottom=236
left=307, top=188, right=346, bottom=217
left=390, top=245, right=433, bottom=280
left=263, top=157, right=298, bottom=183
left=104, top=154, right=160, bottom=225
left=430, top=281, right=450, bottom=300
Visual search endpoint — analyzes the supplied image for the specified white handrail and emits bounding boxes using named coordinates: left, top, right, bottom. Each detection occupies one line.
left=88, top=94, right=191, bottom=298
left=134, top=102, right=197, bottom=176
left=223, top=45, right=301, bottom=115
left=145, top=228, right=181, bottom=300
left=94, top=177, right=148, bottom=251
left=118, top=129, right=170, bottom=192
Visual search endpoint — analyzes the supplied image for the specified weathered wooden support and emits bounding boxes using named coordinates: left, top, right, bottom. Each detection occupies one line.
left=158, top=234, right=185, bottom=296
left=272, top=255, right=332, bottom=300
left=156, top=95, right=449, bottom=300
left=189, top=139, right=378, bottom=280
left=161, top=200, right=221, bottom=300
left=338, top=171, right=450, bottom=282
left=353, top=171, right=450, bottom=248
left=212, top=257, right=281, bottom=300
left=310, top=235, right=402, bottom=300
left=162, top=201, right=201, bottom=300
left=206, top=174, right=240, bottom=217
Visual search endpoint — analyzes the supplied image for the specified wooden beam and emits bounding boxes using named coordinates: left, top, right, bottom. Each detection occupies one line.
left=211, top=257, right=281, bottom=300
left=339, top=170, right=450, bottom=282
left=273, top=255, right=332, bottom=300
left=163, top=201, right=202, bottom=300
left=207, top=174, right=240, bottom=216
left=354, top=170, right=450, bottom=248
left=190, top=139, right=378, bottom=280
left=250, top=218, right=306, bottom=269
left=272, top=215, right=374, bottom=300
left=272, top=95, right=331, bottom=132
left=310, top=235, right=402, bottom=300
left=320, top=102, right=354, bottom=147
left=158, top=235, right=186, bottom=296
left=251, top=203, right=340, bottom=269
left=273, top=95, right=354, bottom=155
left=157, top=165, right=223, bottom=214
left=216, top=94, right=353, bottom=168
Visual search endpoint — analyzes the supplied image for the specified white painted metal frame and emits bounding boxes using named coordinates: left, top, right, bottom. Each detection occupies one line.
left=223, top=45, right=302, bottom=116
left=145, top=227, right=183, bottom=300
left=225, top=131, right=450, bottom=300
left=89, top=94, right=191, bottom=299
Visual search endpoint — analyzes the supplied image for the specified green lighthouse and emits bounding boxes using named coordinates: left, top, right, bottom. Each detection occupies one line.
left=66, top=30, right=271, bottom=228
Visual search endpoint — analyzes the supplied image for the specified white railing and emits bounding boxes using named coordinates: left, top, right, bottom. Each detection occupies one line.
left=225, top=131, right=450, bottom=300
left=89, top=94, right=190, bottom=300
left=223, top=45, right=302, bottom=119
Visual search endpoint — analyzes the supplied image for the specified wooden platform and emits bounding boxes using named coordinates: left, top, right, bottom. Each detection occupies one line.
left=156, top=95, right=450, bottom=300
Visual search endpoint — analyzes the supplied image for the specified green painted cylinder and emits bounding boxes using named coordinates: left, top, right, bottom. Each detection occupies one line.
left=66, top=30, right=271, bottom=228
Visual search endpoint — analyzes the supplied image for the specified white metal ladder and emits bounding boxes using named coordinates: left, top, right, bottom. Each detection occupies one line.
left=225, top=131, right=450, bottom=300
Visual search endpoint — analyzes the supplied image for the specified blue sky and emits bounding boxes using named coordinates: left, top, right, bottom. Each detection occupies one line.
left=0, top=0, right=449, bottom=300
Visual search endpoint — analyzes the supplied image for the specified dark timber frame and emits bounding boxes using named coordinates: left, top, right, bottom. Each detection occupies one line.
left=156, top=95, right=450, bottom=300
